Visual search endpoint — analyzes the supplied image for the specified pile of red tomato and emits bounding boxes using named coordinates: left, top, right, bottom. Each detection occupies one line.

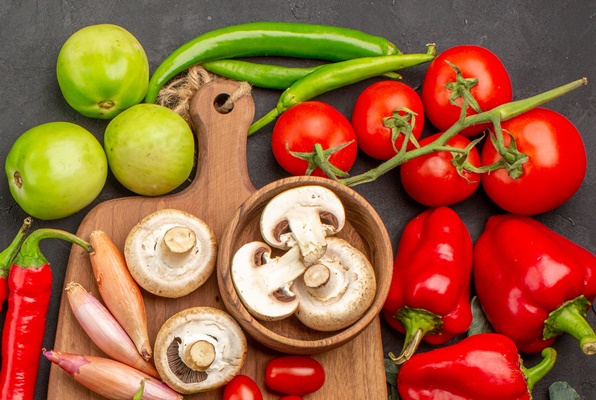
left=271, top=45, right=587, bottom=215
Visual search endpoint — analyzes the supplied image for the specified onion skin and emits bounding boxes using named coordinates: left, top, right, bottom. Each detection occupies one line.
left=44, top=350, right=182, bottom=400
left=65, top=281, right=159, bottom=378
left=88, top=230, right=151, bottom=360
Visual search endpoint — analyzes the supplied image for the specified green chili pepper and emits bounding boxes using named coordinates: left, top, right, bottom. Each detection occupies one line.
left=248, top=45, right=436, bottom=135
left=202, top=59, right=403, bottom=90
left=145, top=22, right=401, bottom=103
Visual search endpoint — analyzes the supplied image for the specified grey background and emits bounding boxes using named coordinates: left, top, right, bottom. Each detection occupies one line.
left=0, top=1, right=594, bottom=398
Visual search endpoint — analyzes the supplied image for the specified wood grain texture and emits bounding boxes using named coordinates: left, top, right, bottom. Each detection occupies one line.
left=47, top=80, right=389, bottom=399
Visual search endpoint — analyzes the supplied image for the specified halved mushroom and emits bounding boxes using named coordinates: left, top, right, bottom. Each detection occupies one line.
left=124, top=209, right=217, bottom=298
left=260, top=185, right=345, bottom=265
left=231, top=242, right=307, bottom=321
left=292, top=237, right=377, bottom=332
left=154, top=307, right=247, bottom=394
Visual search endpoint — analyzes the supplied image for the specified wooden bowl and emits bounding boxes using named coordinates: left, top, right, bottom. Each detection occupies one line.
left=217, top=175, right=393, bottom=355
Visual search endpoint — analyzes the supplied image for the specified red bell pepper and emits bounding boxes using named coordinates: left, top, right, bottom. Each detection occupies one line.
left=382, top=206, right=473, bottom=363
left=0, top=228, right=93, bottom=400
left=397, top=333, right=557, bottom=400
left=474, top=214, right=596, bottom=355
left=0, top=217, right=31, bottom=311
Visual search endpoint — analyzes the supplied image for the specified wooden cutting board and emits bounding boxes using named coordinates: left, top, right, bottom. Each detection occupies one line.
left=47, top=80, right=388, bottom=399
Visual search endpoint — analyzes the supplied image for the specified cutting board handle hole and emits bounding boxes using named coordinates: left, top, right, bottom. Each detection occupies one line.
left=213, top=92, right=234, bottom=114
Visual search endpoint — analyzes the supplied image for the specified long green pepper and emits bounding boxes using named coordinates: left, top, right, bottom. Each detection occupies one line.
left=248, top=44, right=436, bottom=135
left=145, top=21, right=401, bottom=103
left=202, top=59, right=403, bottom=90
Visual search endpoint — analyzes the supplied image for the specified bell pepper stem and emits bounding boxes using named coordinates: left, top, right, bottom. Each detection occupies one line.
left=543, top=296, right=596, bottom=355
left=14, top=228, right=93, bottom=269
left=389, top=306, right=443, bottom=365
left=522, top=347, right=557, bottom=393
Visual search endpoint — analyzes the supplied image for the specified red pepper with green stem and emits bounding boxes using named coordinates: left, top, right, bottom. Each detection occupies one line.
left=0, top=217, right=32, bottom=311
left=382, top=206, right=473, bottom=364
left=397, top=333, right=557, bottom=400
left=474, top=214, right=596, bottom=355
left=0, top=228, right=93, bottom=400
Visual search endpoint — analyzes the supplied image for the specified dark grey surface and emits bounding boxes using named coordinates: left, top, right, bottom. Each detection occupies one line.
left=0, top=1, right=594, bottom=399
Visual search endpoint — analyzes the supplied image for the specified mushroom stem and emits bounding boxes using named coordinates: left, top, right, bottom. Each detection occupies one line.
left=304, top=264, right=331, bottom=288
left=164, top=226, right=197, bottom=254
left=184, top=340, right=216, bottom=371
left=262, top=246, right=308, bottom=296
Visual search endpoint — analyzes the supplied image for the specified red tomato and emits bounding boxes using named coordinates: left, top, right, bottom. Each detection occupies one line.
left=223, top=375, right=263, bottom=400
left=265, top=356, right=325, bottom=396
left=422, top=45, right=512, bottom=137
left=351, top=80, right=425, bottom=160
left=271, top=101, right=357, bottom=178
left=400, top=132, right=481, bottom=206
left=481, top=107, right=586, bottom=215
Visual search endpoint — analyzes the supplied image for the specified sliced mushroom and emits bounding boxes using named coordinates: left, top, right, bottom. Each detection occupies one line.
left=231, top=242, right=307, bottom=321
left=260, top=185, right=345, bottom=265
left=154, top=307, right=247, bottom=394
left=125, top=209, right=217, bottom=298
left=292, top=237, right=377, bottom=332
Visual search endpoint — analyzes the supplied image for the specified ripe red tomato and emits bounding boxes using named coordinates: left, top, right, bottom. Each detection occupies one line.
left=481, top=107, right=586, bottom=215
left=271, top=101, right=357, bottom=178
left=223, top=375, right=263, bottom=400
left=265, top=356, right=325, bottom=396
left=351, top=80, right=425, bottom=160
left=422, top=45, right=512, bottom=137
left=400, top=132, right=481, bottom=206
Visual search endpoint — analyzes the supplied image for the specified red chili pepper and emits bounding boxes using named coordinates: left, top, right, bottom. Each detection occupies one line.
left=0, top=228, right=93, bottom=400
left=0, top=218, right=32, bottom=311
left=474, top=214, right=596, bottom=355
left=397, top=333, right=557, bottom=400
left=382, top=206, right=473, bottom=363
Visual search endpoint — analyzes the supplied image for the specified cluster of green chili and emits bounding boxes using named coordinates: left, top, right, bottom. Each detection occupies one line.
left=147, top=22, right=435, bottom=132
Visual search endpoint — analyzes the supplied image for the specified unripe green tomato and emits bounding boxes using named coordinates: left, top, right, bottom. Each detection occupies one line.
left=104, top=104, right=195, bottom=196
left=56, top=24, right=149, bottom=119
left=5, top=122, right=108, bottom=220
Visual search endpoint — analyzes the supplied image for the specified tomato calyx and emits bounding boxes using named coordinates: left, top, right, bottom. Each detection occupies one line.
left=445, top=61, right=483, bottom=122
left=483, top=128, right=529, bottom=179
left=449, top=134, right=485, bottom=181
left=382, top=106, right=421, bottom=155
left=287, top=141, right=354, bottom=180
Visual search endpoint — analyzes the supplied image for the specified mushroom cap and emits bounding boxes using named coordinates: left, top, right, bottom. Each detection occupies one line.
left=293, top=237, right=377, bottom=332
left=231, top=241, right=306, bottom=321
left=154, top=307, right=247, bottom=394
left=125, top=209, right=217, bottom=298
left=260, top=185, right=345, bottom=265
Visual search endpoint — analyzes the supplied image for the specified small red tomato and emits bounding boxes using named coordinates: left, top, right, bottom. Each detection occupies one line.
left=223, top=375, right=263, bottom=400
left=422, top=45, right=512, bottom=137
left=400, top=132, right=481, bottom=206
left=271, top=101, right=357, bottom=178
left=265, top=356, right=325, bottom=396
left=481, top=107, right=586, bottom=215
left=351, top=80, right=425, bottom=160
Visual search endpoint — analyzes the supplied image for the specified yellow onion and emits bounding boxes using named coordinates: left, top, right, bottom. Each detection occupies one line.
left=44, top=350, right=182, bottom=400
left=88, top=230, right=151, bottom=360
left=65, top=282, right=159, bottom=378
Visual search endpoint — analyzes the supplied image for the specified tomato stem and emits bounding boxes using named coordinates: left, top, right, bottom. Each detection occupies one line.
left=340, top=77, right=588, bottom=187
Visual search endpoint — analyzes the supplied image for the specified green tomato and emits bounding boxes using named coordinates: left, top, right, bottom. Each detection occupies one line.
left=56, top=24, right=149, bottom=119
left=5, top=122, right=108, bottom=220
left=104, top=104, right=195, bottom=196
